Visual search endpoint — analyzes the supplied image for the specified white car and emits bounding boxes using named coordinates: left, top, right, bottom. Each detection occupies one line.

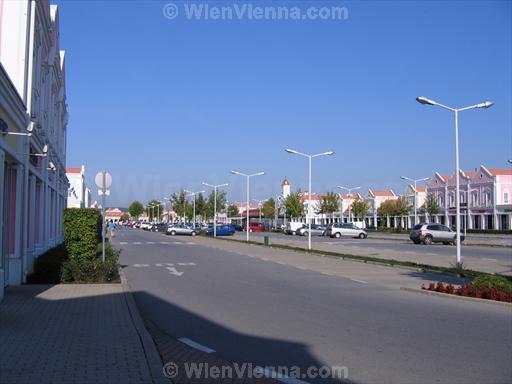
left=140, top=222, right=151, bottom=230
left=285, top=221, right=304, bottom=235
left=328, top=223, right=368, bottom=239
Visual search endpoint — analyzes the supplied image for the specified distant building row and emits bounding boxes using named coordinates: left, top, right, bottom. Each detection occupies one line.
left=275, top=165, right=512, bottom=230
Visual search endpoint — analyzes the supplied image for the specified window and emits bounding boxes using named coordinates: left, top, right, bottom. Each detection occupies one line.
left=449, top=193, right=455, bottom=207
left=504, top=191, right=510, bottom=204
left=484, top=190, right=492, bottom=206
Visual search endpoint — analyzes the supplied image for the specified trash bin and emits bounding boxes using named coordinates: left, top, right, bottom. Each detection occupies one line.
left=264, top=236, right=270, bottom=246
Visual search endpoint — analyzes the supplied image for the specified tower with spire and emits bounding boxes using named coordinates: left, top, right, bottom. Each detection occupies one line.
left=282, top=177, right=290, bottom=199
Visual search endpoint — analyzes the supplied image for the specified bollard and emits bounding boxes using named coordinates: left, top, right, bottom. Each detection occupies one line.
left=264, top=236, right=270, bottom=246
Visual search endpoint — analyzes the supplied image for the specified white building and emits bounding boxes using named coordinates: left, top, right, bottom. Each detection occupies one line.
left=66, top=165, right=90, bottom=208
left=0, top=0, right=68, bottom=301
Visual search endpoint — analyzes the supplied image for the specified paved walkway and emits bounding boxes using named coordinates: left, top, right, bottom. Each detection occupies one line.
left=0, top=284, right=164, bottom=384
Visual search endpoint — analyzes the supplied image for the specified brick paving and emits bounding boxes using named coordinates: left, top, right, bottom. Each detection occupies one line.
left=0, top=284, right=157, bottom=384
left=146, top=321, right=280, bottom=384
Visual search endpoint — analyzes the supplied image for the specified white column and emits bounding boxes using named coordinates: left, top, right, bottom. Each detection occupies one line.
left=9, top=165, right=24, bottom=285
left=27, top=175, right=36, bottom=274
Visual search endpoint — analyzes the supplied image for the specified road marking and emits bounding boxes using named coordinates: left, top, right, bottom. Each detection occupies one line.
left=165, top=263, right=175, bottom=266
left=350, top=278, right=368, bottom=284
left=186, top=242, right=195, bottom=245
left=253, top=366, right=309, bottom=384
left=178, top=338, right=215, bottom=353
left=482, top=258, right=497, bottom=262
left=173, top=241, right=183, bottom=245
left=321, top=272, right=335, bottom=276
left=159, top=241, right=169, bottom=244
left=133, top=264, right=150, bottom=267
left=146, top=241, right=155, bottom=244
left=295, top=266, right=307, bottom=270
left=133, top=242, right=141, bottom=245
left=155, top=263, right=164, bottom=267
left=177, top=262, right=196, bottom=266
left=166, top=266, right=183, bottom=276
left=120, top=242, right=128, bottom=245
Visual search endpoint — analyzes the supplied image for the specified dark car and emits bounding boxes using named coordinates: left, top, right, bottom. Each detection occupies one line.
left=206, top=225, right=236, bottom=236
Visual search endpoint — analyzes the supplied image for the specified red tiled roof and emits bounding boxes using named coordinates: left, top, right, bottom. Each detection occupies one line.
left=340, top=194, right=359, bottom=199
left=66, top=167, right=82, bottom=174
left=488, top=168, right=512, bottom=176
left=372, top=190, right=395, bottom=197
left=416, top=186, right=426, bottom=192
left=300, top=195, right=322, bottom=201
left=464, top=171, right=475, bottom=177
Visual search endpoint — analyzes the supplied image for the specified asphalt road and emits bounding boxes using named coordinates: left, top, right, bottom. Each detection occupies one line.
left=233, top=232, right=512, bottom=275
left=117, top=229, right=512, bottom=384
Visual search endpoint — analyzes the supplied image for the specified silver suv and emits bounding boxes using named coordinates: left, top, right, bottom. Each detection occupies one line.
left=409, top=223, right=465, bottom=245
left=328, top=223, right=368, bottom=239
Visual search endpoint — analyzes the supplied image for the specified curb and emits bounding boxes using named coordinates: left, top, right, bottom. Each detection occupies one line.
left=120, top=270, right=170, bottom=384
left=400, top=287, right=512, bottom=308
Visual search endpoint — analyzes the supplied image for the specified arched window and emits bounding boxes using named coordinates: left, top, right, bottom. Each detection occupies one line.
left=471, top=191, right=478, bottom=207
left=484, top=190, right=492, bottom=206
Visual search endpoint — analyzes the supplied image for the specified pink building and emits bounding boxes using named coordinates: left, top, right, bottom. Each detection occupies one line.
left=0, top=0, right=68, bottom=301
left=427, top=165, right=512, bottom=230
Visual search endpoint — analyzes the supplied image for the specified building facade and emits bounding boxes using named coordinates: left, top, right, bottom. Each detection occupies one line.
left=428, top=166, right=512, bottom=230
left=66, top=165, right=90, bottom=208
left=0, top=0, right=68, bottom=301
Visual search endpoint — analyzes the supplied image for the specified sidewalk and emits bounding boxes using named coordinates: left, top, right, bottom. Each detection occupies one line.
left=0, top=284, right=166, bottom=384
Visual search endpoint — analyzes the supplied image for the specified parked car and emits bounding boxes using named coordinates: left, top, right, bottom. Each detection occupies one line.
left=140, top=222, right=151, bottom=230
left=166, top=223, right=197, bottom=236
left=328, top=223, right=368, bottom=239
left=296, top=224, right=327, bottom=236
left=248, top=222, right=265, bottom=232
left=206, top=224, right=236, bottom=236
left=285, top=221, right=304, bottom=235
left=150, top=223, right=167, bottom=232
left=409, top=223, right=465, bottom=245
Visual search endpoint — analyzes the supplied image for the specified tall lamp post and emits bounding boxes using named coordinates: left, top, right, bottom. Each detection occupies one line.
left=202, top=182, right=229, bottom=237
left=184, top=189, right=205, bottom=229
left=416, top=96, right=493, bottom=271
left=231, top=171, right=265, bottom=242
left=399, top=176, right=429, bottom=226
left=285, top=148, right=334, bottom=250
left=337, top=186, right=361, bottom=222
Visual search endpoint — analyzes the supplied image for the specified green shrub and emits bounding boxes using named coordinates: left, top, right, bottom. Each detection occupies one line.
left=63, top=208, right=102, bottom=261
left=471, top=275, right=512, bottom=293
left=61, top=255, right=120, bottom=283
left=27, top=243, right=69, bottom=284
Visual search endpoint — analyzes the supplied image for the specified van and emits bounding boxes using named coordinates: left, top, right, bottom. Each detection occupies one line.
left=285, top=221, right=305, bottom=235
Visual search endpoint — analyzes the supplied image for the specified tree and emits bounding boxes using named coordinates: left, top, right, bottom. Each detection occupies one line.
left=377, top=200, right=395, bottom=220
left=169, top=190, right=190, bottom=221
left=351, top=199, right=370, bottom=221
left=425, top=192, right=440, bottom=216
left=262, top=198, right=276, bottom=218
left=227, top=204, right=239, bottom=217
left=128, top=201, right=144, bottom=219
left=204, top=190, right=227, bottom=221
left=317, top=192, right=340, bottom=220
left=195, top=193, right=206, bottom=220
left=146, top=199, right=164, bottom=221
left=394, top=196, right=412, bottom=217
left=120, top=213, right=130, bottom=222
left=285, top=191, right=305, bottom=219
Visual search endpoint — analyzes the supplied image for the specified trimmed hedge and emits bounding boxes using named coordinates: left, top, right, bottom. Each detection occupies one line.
left=63, top=208, right=102, bottom=261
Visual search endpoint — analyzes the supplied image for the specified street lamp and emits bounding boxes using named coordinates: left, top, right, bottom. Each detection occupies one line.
left=285, top=148, right=334, bottom=250
left=337, top=186, right=361, bottom=222
left=231, top=170, right=265, bottom=242
left=202, top=182, right=229, bottom=237
left=416, top=96, right=493, bottom=271
left=184, top=189, right=205, bottom=229
left=400, top=176, right=429, bottom=226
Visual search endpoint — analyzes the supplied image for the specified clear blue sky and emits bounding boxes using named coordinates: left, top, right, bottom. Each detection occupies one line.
left=56, top=0, right=512, bottom=207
